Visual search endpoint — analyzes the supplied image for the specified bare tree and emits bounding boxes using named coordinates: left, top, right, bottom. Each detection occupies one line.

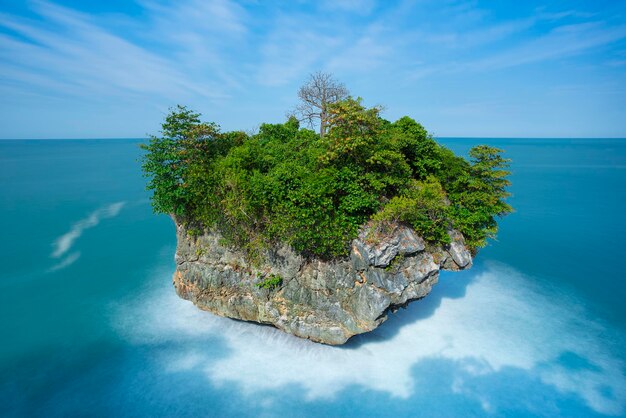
left=292, top=71, right=349, bottom=137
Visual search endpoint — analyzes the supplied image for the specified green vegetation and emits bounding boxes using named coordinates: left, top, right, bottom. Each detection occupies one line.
left=141, top=88, right=512, bottom=260
left=256, top=274, right=283, bottom=290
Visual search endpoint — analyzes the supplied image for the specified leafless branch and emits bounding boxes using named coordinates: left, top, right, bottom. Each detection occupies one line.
left=291, top=71, right=349, bottom=137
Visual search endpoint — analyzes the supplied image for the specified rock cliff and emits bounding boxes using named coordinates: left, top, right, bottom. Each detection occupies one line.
left=172, top=219, right=472, bottom=345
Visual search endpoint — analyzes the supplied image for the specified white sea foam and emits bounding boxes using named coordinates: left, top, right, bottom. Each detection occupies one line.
left=47, top=202, right=125, bottom=272
left=115, top=262, right=626, bottom=415
left=48, top=251, right=81, bottom=272
left=51, top=202, right=125, bottom=259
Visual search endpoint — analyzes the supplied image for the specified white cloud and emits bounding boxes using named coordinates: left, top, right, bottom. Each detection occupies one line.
left=1, top=0, right=624, bottom=138
left=320, top=0, right=376, bottom=15
left=116, top=262, right=626, bottom=415
left=0, top=0, right=238, bottom=104
left=463, top=22, right=626, bottom=72
left=139, top=0, right=248, bottom=91
left=254, top=14, right=341, bottom=86
left=326, top=28, right=393, bottom=73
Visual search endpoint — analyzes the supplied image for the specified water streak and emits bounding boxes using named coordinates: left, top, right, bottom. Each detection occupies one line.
left=51, top=202, right=125, bottom=259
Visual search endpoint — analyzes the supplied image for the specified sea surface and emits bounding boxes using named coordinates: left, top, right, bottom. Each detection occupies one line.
left=0, top=137, right=625, bottom=417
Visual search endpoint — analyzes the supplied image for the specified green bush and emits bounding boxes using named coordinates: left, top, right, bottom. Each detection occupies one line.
left=371, top=176, right=450, bottom=244
left=256, top=274, right=283, bottom=290
left=141, top=100, right=512, bottom=261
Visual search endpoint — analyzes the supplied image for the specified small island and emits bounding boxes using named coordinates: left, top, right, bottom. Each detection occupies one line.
left=142, top=73, right=512, bottom=344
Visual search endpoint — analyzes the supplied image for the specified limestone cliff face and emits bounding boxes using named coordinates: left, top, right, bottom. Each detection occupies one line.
left=172, top=219, right=472, bottom=345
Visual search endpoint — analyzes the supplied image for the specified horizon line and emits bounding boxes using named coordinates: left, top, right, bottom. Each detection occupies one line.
left=1, top=136, right=626, bottom=141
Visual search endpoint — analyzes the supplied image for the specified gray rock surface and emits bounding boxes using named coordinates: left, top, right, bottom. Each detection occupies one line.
left=172, top=219, right=472, bottom=345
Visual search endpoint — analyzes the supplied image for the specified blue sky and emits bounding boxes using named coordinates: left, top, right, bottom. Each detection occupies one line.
left=1, top=0, right=625, bottom=139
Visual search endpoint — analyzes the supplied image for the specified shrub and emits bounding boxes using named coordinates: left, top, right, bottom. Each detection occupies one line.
left=256, top=274, right=283, bottom=290
left=371, top=176, right=450, bottom=244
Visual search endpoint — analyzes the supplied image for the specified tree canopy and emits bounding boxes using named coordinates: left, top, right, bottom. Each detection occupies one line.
left=142, top=96, right=512, bottom=261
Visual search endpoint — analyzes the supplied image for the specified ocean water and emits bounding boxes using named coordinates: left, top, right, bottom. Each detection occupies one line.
left=0, top=137, right=625, bottom=417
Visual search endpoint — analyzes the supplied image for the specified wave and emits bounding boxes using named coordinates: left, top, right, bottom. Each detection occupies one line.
left=115, top=261, right=626, bottom=416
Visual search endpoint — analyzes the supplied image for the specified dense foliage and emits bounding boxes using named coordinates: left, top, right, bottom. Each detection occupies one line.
left=141, top=99, right=512, bottom=260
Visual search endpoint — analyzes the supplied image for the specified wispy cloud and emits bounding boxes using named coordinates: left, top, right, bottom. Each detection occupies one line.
left=0, top=0, right=239, bottom=104
left=319, top=0, right=377, bottom=15
left=0, top=0, right=625, bottom=137
left=326, top=24, right=394, bottom=73
left=462, top=22, right=626, bottom=72
left=410, top=17, right=536, bottom=49
left=139, top=0, right=248, bottom=91
left=255, top=17, right=341, bottom=86
left=400, top=20, right=626, bottom=100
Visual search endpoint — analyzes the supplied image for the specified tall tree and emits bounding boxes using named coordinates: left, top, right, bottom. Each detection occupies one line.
left=292, top=71, right=349, bottom=137
left=140, top=105, right=220, bottom=216
left=447, top=145, right=513, bottom=249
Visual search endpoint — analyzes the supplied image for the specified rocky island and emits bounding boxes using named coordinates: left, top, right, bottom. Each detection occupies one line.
left=173, top=220, right=472, bottom=344
left=142, top=73, right=511, bottom=344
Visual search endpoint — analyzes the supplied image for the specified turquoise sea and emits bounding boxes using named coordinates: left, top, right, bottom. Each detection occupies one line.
left=1, top=138, right=625, bottom=417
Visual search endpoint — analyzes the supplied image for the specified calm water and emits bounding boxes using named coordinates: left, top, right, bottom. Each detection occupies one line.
left=0, top=138, right=625, bottom=417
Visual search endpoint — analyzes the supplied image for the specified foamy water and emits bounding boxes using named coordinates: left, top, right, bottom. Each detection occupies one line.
left=115, top=261, right=626, bottom=416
